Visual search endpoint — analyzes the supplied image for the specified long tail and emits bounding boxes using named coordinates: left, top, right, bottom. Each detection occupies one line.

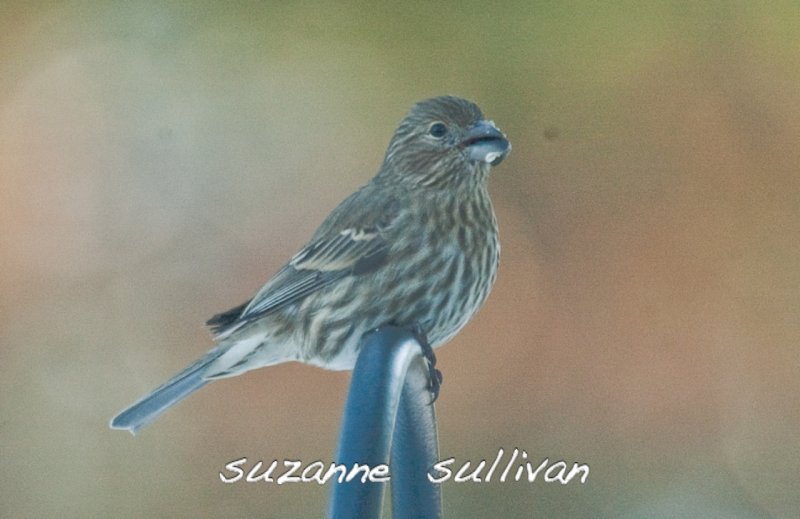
left=110, top=346, right=223, bottom=435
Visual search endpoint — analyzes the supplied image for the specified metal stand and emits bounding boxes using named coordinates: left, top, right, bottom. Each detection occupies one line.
left=328, top=326, right=442, bottom=519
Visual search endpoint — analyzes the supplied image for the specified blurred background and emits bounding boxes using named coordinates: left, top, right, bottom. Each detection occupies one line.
left=2, top=2, right=799, bottom=517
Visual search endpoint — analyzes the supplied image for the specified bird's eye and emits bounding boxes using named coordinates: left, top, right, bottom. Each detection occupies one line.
left=428, top=122, right=448, bottom=138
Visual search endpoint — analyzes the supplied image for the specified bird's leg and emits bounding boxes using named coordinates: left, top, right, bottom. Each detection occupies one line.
left=411, top=323, right=443, bottom=403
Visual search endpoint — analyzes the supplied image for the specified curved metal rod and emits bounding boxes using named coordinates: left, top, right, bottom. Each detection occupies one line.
left=328, top=326, right=442, bottom=519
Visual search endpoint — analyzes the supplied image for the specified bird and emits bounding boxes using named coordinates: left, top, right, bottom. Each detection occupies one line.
left=110, top=95, right=511, bottom=434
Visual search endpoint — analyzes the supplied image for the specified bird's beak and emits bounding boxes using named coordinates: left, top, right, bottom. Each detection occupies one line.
left=461, top=120, right=511, bottom=166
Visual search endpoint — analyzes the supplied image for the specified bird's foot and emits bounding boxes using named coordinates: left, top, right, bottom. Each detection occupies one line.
left=411, top=324, right=443, bottom=404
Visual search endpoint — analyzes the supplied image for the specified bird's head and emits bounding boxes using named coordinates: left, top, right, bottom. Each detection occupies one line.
left=379, top=96, right=511, bottom=189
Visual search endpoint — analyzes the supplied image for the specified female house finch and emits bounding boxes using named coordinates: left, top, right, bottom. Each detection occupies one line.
left=111, top=96, right=510, bottom=434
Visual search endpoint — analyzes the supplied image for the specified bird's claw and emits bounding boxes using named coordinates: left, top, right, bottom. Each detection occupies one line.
left=412, top=324, right=442, bottom=404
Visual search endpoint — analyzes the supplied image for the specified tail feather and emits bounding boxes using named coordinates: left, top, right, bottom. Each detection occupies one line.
left=110, top=346, right=223, bottom=435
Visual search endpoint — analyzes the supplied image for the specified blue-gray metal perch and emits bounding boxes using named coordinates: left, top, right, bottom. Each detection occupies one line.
left=328, top=326, right=442, bottom=519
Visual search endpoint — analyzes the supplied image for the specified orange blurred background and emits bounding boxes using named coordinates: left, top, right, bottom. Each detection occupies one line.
left=1, top=2, right=799, bottom=517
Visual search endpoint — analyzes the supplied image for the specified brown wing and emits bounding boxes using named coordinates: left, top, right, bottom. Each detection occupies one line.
left=207, top=188, right=400, bottom=336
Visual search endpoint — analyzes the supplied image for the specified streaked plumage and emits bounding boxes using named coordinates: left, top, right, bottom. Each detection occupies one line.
left=111, top=96, right=510, bottom=434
